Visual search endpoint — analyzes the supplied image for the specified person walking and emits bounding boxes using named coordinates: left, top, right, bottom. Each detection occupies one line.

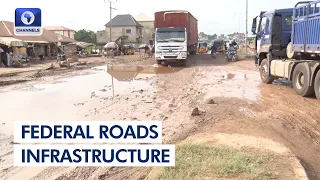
left=6, top=50, right=12, bottom=67
left=0, top=47, right=8, bottom=67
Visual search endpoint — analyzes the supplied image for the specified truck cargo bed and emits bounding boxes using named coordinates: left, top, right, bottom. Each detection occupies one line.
left=292, top=1, right=320, bottom=52
left=154, top=10, right=198, bottom=46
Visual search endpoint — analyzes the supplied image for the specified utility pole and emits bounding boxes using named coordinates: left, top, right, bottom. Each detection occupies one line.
left=104, top=0, right=117, bottom=42
left=245, top=0, right=248, bottom=54
left=238, top=16, right=240, bottom=33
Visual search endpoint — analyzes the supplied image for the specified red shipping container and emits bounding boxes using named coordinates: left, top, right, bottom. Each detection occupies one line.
left=154, top=10, right=198, bottom=47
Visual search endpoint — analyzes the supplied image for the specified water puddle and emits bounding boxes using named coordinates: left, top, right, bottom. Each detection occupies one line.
left=273, top=78, right=292, bottom=87
left=106, top=64, right=184, bottom=81
left=51, top=80, right=68, bottom=84
left=0, top=65, right=184, bottom=135
left=91, top=66, right=107, bottom=71
left=19, top=86, right=45, bottom=92
left=200, top=69, right=261, bottom=101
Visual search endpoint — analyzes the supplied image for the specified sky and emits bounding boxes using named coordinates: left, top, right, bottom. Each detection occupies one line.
left=1, top=0, right=298, bottom=35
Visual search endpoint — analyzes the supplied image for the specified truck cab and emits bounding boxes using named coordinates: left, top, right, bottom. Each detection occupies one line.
left=251, top=1, right=320, bottom=100
left=251, top=9, right=293, bottom=64
left=154, top=27, right=188, bottom=65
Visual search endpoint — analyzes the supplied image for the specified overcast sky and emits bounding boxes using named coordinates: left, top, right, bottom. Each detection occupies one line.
left=2, top=0, right=298, bottom=35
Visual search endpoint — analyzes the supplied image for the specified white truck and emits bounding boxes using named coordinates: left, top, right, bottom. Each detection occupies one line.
left=154, top=10, right=198, bottom=66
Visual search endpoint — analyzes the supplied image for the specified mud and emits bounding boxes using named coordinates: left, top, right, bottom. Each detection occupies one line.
left=0, top=54, right=320, bottom=180
left=0, top=55, right=149, bottom=87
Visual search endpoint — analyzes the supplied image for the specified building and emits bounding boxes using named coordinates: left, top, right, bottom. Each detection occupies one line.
left=97, top=30, right=108, bottom=45
left=99, top=14, right=143, bottom=45
left=135, top=13, right=154, bottom=44
left=0, top=21, right=75, bottom=60
left=44, top=26, right=75, bottom=39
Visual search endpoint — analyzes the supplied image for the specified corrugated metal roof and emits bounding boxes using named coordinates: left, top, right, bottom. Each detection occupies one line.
left=44, top=26, right=75, bottom=31
left=0, top=21, right=13, bottom=37
left=0, top=37, right=24, bottom=46
left=135, top=13, right=153, bottom=22
left=74, top=41, right=95, bottom=48
left=105, top=14, right=142, bottom=27
left=0, top=21, right=75, bottom=43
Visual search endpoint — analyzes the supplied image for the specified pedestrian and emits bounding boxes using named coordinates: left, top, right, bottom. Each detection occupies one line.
left=6, top=50, right=12, bottom=67
left=211, top=44, right=217, bottom=54
left=0, top=47, right=8, bottom=67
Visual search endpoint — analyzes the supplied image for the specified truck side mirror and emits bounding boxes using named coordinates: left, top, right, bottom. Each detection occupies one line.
left=251, top=17, right=257, bottom=34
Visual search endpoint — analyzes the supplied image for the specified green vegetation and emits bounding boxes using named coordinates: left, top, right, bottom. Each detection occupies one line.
left=155, top=143, right=273, bottom=180
left=74, top=29, right=97, bottom=43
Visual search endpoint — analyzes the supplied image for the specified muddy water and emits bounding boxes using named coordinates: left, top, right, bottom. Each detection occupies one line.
left=0, top=65, right=183, bottom=136
left=198, top=68, right=261, bottom=101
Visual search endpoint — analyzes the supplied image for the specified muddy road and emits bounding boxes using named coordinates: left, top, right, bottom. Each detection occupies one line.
left=0, top=54, right=320, bottom=180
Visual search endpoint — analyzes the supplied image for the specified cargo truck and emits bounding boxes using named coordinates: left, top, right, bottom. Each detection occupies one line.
left=154, top=10, right=198, bottom=66
left=252, top=0, right=320, bottom=99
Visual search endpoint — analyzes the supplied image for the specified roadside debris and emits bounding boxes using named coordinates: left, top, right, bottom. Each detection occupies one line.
left=46, top=63, right=55, bottom=70
left=77, top=62, right=87, bottom=66
left=58, top=59, right=71, bottom=68
left=91, top=91, right=96, bottom=98
left=191, top=107, right=200, bottom=116
left=206, top=99, right=216, bottom=104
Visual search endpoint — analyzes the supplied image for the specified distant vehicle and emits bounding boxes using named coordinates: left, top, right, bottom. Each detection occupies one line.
left=213, top=39, right=226, bottom=54
left=154, top=10, right=198, bottom=66
left=252, top=0, right=320, bottom=99
left=122, top=45, right=135, bottom=55
left=226, top=45, right=238, bottom=62
left=211, top=52, right=216, bottom=59
left=197, top=41, right=208, bottom=53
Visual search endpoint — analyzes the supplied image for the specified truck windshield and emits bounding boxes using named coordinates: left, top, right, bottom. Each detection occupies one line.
left=199, top=43, right=207, bottom=48
left=156, top=31, right=186, bottom=42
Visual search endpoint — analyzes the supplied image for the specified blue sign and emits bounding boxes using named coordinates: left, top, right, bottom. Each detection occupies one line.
left=14, top=8, right=42, bottom=36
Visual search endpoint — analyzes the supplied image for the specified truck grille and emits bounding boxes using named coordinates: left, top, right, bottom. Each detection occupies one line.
left=164, top=56, right=178, bottom=58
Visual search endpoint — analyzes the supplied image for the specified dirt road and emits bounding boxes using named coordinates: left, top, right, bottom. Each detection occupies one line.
left=0, top=54, right=320, bottom=180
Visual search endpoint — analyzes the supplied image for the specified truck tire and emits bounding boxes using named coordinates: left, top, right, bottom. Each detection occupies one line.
left=314, top=70, right=320, bottom=99
left=180, top=59, right=187, bottom=66
left=156, top=60, right=162, bottom=65
left=259, top=59, right=274, bottom=84
left=292, top=63, right=314, bottom=97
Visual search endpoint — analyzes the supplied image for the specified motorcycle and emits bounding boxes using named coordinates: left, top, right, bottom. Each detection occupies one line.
left=211, top=51, right=216, bottom=59
left=226, top=46, right=238, bottom=62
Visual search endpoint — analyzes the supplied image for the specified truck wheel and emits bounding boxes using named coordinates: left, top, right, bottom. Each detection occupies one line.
left=156, top=60, right=162, bottom=65
left=180, top=59, right=187, bottom=66
left=292, top=63, right=314, bottom=97
left=314, top=70, right=320, bottom=99
left=259, top=59, right=274, bottom=84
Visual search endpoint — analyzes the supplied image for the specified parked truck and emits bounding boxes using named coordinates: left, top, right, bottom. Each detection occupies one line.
left=252, top=0, right=320, bottom=99
left=154, top=10, right=198, bottom=66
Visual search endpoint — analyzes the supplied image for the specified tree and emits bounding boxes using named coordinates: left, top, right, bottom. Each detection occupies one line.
left=74, top=29, right=97, bottom=43
left=199, top=32, right=206, bottom=37
left=207, top=34, right=217, bottom=41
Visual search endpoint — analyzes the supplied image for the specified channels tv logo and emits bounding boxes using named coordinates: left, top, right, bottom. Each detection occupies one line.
left=14, top=8, right=42, bottom=36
